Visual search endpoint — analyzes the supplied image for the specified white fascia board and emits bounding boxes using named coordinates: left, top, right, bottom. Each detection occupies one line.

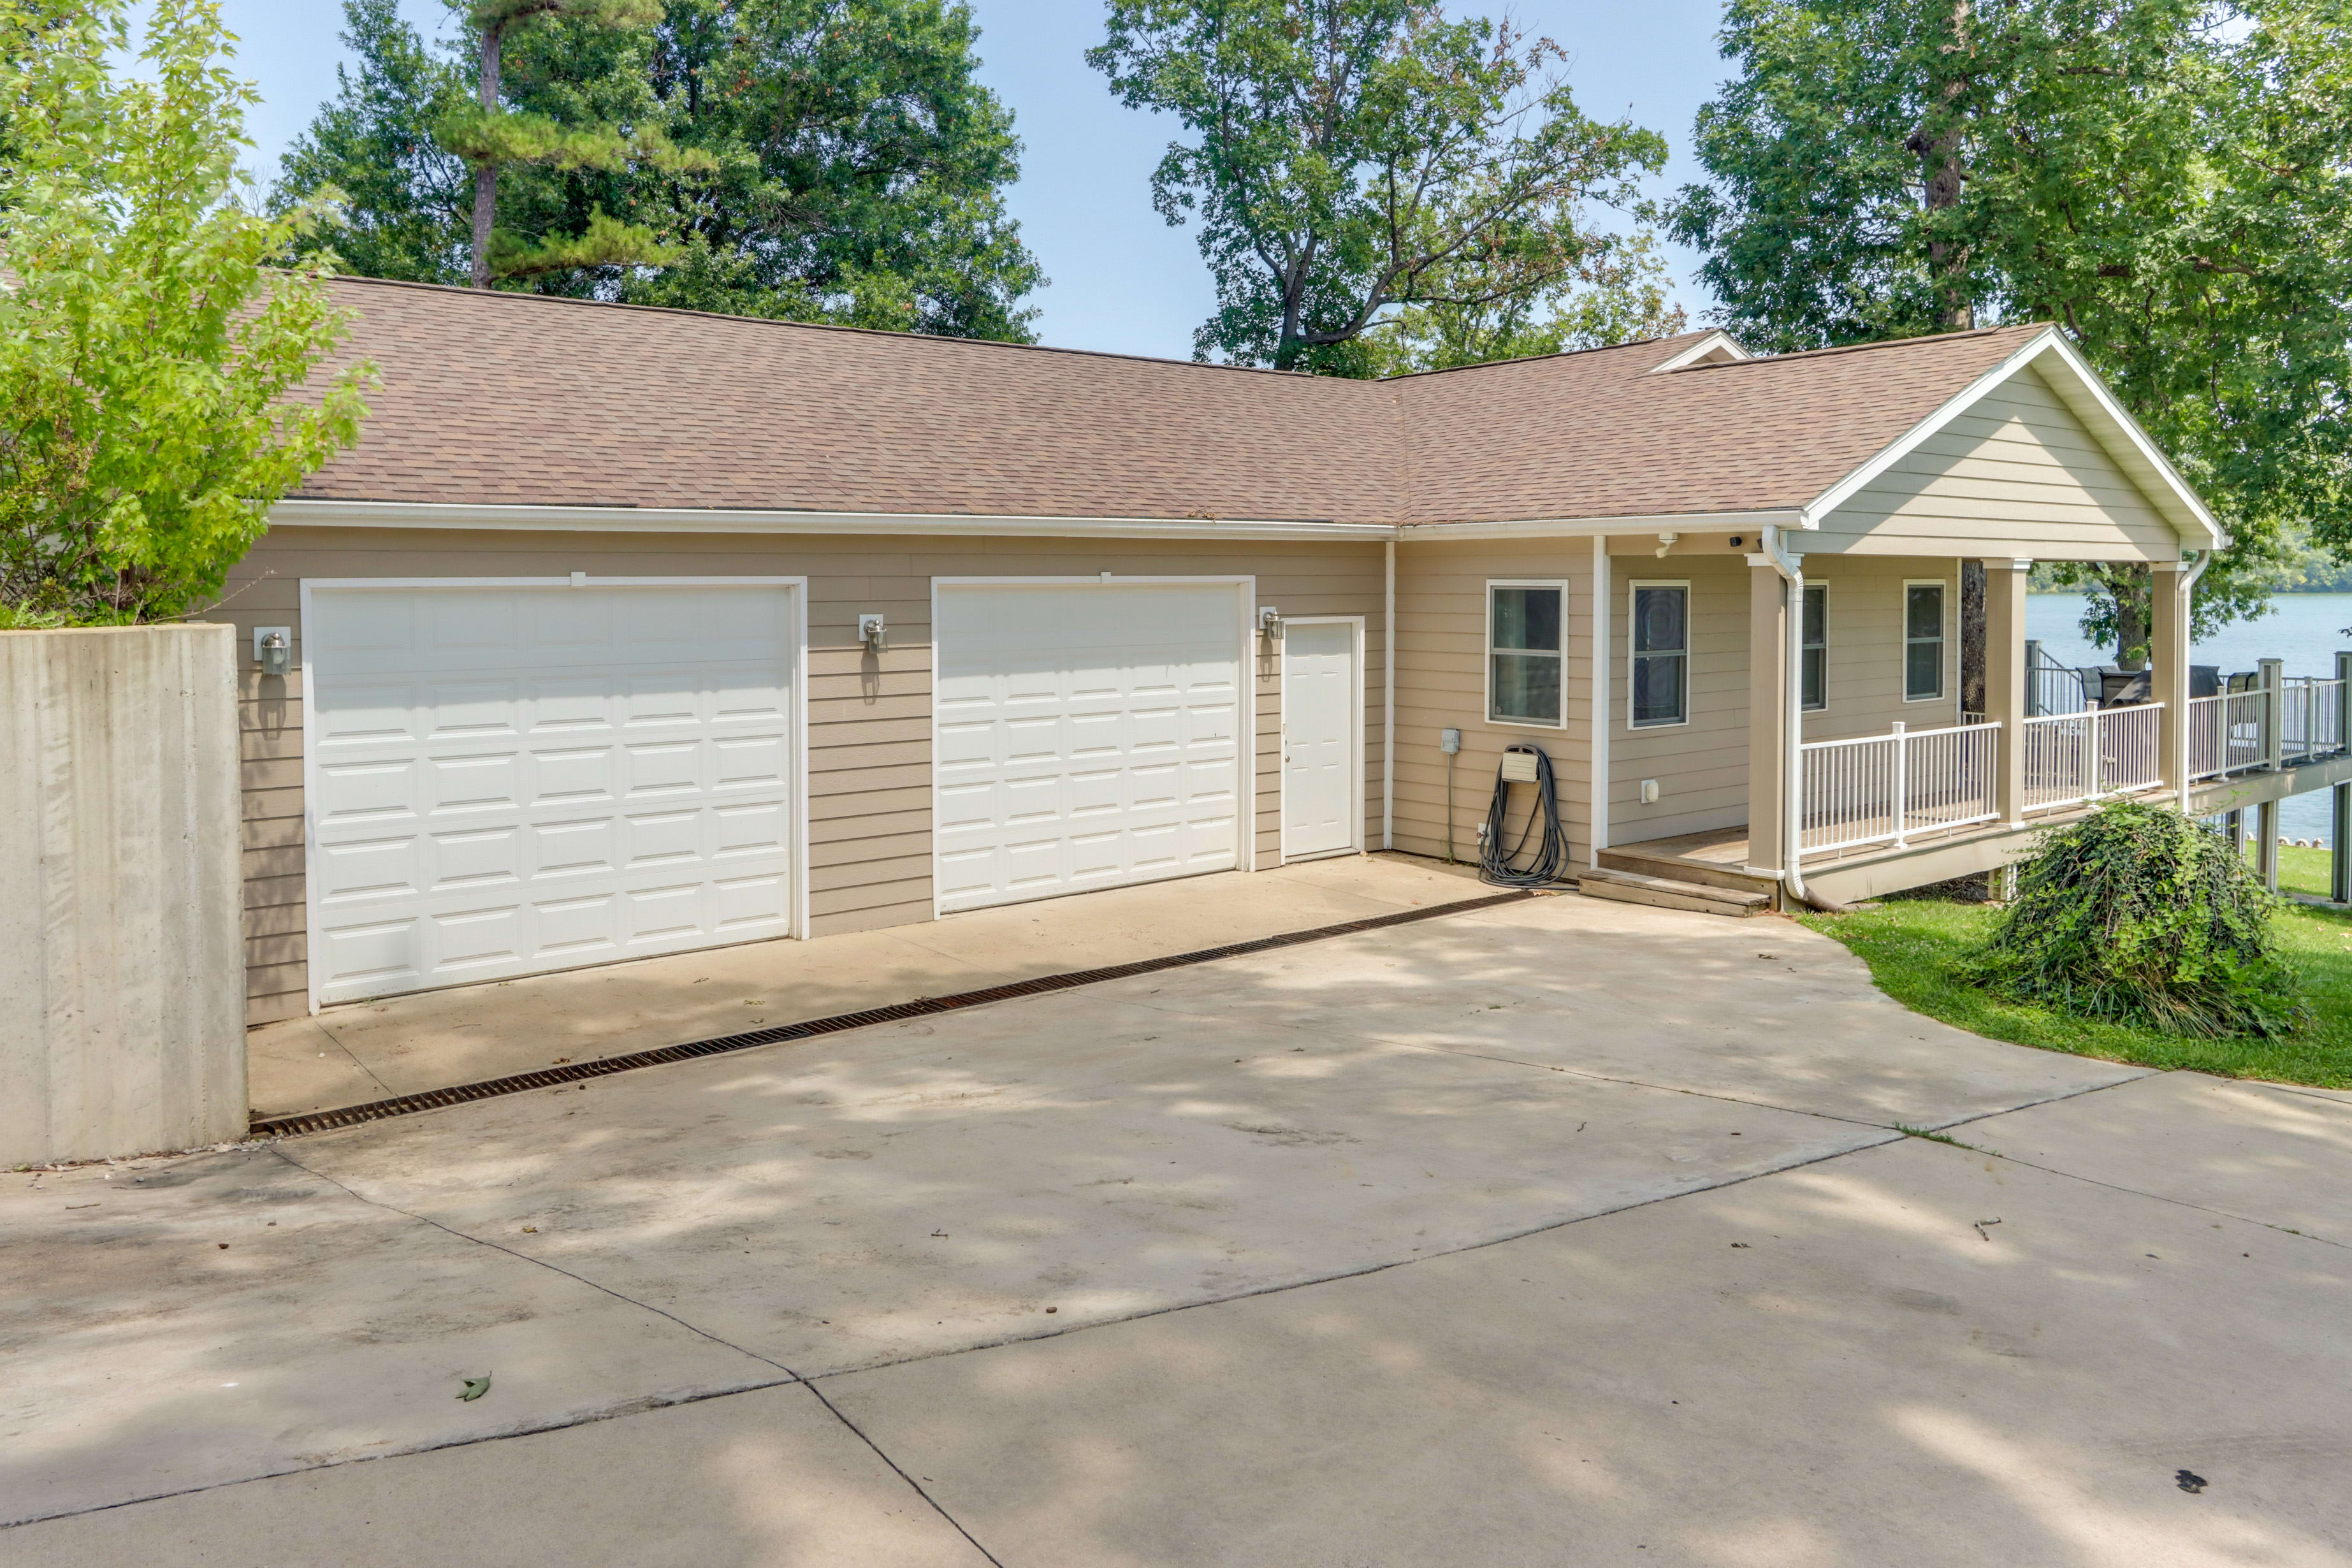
left=1397, top=508, right=1803, bottom=542
left=1801, top=328, right=2226, bottom=550
left=1646, top=331, right=1752, bottom=372
left=266, top=498, right=1394, bottom=543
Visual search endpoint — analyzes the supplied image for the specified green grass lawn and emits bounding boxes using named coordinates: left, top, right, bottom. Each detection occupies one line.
left=1798, top=844, right=2352, bottom=1089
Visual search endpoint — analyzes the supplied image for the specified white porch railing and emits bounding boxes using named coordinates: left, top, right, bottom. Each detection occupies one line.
left=2188, top=689, right=2269, bottom=781
left=1798, top=720, right=2000, bottom=853
left=1790, top=667, right=2346, bottom=863
left=2020, top=702, right=2165, bottom=813
left=2284, top=676, right=2347, bottom=761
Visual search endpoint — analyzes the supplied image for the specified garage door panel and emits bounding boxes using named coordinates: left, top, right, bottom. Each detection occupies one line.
left=934, top=583, right=1244, bottom=914
left=308, top=583, right=797, bottom=1005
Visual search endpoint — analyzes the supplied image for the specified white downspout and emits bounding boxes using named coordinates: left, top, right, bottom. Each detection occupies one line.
left=1383, top=538, right=1395, bottom=850
left=1590, top=535, right=1611, bottom=867
left=1755, top=526, right=1806, bottom=904
left=2175, top=549, right=2211, bottom=813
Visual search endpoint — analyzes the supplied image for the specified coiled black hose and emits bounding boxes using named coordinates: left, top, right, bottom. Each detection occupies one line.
left=1479, top=743, right=1571, bottom=888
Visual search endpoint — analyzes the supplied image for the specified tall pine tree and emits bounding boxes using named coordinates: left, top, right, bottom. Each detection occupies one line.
left=276, top=0, right=1040, bottom=338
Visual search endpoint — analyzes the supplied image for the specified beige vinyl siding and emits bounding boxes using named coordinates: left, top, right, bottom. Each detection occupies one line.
left=216, top=526, right=1386, bottom=1025
left=1810, top=364, right=2180, bottom=561
left=1390, top=540, right=1593, bottom=866
left=1799, top=557, right=1962, bottom=743
left=1607, top=548, right=1752, bottom=846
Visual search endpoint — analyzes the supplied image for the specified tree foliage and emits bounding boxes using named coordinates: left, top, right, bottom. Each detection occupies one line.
left=0, top=0, right=371, bottom=625
left=1089, top=0, right=1674, bottom=373
left=1972, top=800, right=2305, bottom=1037
left=276, top=0, right=1040, bottom=338
left=1670, top=0, right=2352, bottom=657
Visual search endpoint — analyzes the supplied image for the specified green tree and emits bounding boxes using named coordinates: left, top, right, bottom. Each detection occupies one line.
left=1089, top=1, right=1673, bottom=374
left=277, top=0, right=1041, bottom=338
left=0, top=0, right=372, bottom=625
left=1364, top=231, right=1687, bottom=375
left=1670, top=0, right=2352, bottom=664
left=442, top=0, right=692, bottom=288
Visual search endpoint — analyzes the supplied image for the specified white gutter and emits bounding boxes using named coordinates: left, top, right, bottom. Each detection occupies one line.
left=1383, top=538, right=1396, bottom=850
left=1751, top=526, right=1807, bottom=905
left=268, top=497, right=1393, bottom=543
left=1399, top=508, right=1804, bottom=544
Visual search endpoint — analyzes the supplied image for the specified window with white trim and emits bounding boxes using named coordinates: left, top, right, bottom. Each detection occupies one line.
left=1487, top=581, right=1565, bottom=726
left=1801, top=583, right=1827, bottom=712
left=1630, top=582, right=1688, bottom=728
left=1905, top=581, right=1946, bottom=701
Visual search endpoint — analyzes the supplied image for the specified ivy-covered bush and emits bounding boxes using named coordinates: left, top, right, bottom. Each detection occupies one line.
left=1972, top=801, right=2305, bottom=1038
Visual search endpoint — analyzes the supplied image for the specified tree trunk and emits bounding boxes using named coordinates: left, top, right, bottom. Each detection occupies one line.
left=470, top=22, right=504, bottom=290
left=2108, top=564, right=2151, bottom=672
left=1961, top=558, right=1985, bottom=716
left=1908, top=0, right=1973, bottom=330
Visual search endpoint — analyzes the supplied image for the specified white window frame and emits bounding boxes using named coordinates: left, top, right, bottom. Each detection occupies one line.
left=1485, top=579, right=1568, bottom=730
left=1627, top=579, right=1692, bottom=730
left=1903, top=577, right=1949, bottom=703
left=1801, top=581, right=1828, bottom=713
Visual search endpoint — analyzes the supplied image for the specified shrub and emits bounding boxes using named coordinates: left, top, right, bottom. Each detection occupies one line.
left=1971, top=800, right=2305, bottom=1038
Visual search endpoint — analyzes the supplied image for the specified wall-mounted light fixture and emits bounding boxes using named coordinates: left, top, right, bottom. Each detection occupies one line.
left=857, top=613, right=887, bottom=655
left=1258, top=606, right=1284, bottom=641
left=254, top=627, right=291, bottom=677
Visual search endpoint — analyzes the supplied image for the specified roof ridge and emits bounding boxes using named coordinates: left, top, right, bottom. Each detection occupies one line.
left=322, top=272, right=1372, bottom=385
left=1375, top=330, right=1711, bottom=383
left=1669, top=323, right=2043, bottom=372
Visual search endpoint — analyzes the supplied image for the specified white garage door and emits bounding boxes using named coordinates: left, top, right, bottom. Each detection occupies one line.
left=934, top=581, right=1245, bottom=913
left=305, top=581, right=798, bottom=1006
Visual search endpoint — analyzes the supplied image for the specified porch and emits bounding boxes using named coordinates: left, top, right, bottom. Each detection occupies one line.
left=1609, top=653, right=2352, bottom=908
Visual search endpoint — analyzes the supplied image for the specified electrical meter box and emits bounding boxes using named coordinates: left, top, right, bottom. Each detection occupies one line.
left=1499, top=749, right=1541, bottom=784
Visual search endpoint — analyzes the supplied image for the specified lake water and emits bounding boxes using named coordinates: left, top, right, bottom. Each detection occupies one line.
left=2029, top=593, right=2351, bottom=844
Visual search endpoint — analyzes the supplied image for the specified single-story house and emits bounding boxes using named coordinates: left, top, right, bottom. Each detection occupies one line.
left=222, top=277, right=2253, bottom=1025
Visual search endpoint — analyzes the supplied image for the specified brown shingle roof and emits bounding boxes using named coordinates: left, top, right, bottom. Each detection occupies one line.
left=294, top=277, right=2047, bottom=526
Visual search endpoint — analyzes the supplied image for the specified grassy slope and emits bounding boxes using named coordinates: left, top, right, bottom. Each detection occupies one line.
left=1797, top=845, right=2352, bottom=1089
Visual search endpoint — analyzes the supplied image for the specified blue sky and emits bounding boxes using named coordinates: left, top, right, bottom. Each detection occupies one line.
left=217, top=1, right=1734, bottom=358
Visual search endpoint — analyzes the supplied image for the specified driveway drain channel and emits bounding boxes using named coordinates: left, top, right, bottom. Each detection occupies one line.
left=251, top=889, right=1534, bottom=1140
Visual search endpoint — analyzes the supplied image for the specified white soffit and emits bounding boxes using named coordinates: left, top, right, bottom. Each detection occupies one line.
left=1803, top=328, right=2225, bottom=549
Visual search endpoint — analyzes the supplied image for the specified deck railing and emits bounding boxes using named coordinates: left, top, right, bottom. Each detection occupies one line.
left=1792, top=665, right=2345, bottom=864
left=2283, top=676, right=2346, bottom=761
left=2187, top=690, right=2269, bottom=781
left=2020, top=702, right=2165, bottom=813
left=1797, top=720, right=2000, bottom=853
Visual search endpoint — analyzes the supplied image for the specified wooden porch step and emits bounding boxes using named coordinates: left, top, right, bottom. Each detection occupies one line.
left=1574, top=864, right=1773, bottom=918
left=1597, top=846, right=1780, bottom=898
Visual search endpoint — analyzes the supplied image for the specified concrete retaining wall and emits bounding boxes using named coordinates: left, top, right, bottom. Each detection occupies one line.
left=3, top=625, right=245, bottom=1164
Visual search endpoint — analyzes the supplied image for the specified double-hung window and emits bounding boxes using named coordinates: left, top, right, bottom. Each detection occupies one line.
left=1801, top=583, right=1827, bottom=712
left=1488, top=581, right=1565, bottom=726
left=1630, top=582, right=1688, bottom=728
left=1905, top=581, right=1946, bottom=702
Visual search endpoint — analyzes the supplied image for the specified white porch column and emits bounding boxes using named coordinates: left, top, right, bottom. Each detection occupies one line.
left=2152, top=560, right=2191, bottom=802
left=1982, top=559, right=2029, bottom=825
left=1746, top=558, right=1789, bottom=875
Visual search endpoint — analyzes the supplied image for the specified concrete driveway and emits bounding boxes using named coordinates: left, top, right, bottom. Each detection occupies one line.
left=8, top=883, right=2352, bottom=1566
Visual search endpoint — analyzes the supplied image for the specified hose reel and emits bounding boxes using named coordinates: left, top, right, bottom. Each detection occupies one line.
left=1479, top=743, right=1571, bottom=889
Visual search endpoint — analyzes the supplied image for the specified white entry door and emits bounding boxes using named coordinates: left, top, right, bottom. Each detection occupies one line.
left=933, top=581, right=1246, bottom=913
left=304, top=580, right=799, bottom=1006
left=1282, top=619, right=1360, bottom=859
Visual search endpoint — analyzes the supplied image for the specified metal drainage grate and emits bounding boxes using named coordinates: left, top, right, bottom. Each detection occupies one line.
left=250, top=889, right=1532, bottom=1140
